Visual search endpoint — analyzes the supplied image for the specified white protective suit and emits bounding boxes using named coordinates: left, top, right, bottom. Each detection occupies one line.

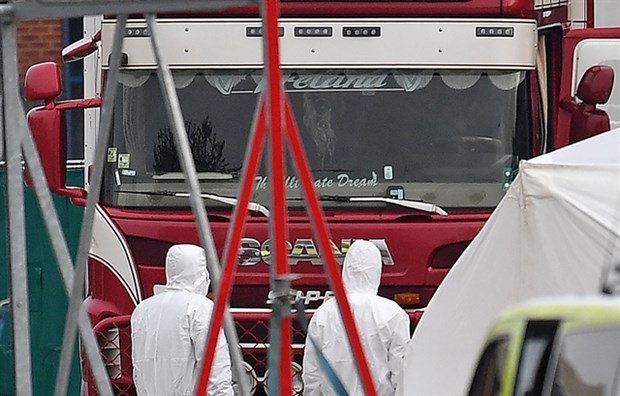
left=131, top=244, right=233, bottom=396
left=302, top=240, right=411, bottom=396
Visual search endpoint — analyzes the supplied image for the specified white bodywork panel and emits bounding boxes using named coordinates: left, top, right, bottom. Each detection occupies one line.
left=89, top=205, right=142, bottom=305
left=101, top=18, right=537, bottom=70
left=83, top=15, right=102, bottom=189
left=595, top=0, right=620, bottom=27
left=570, top=0, right=620, bottom=28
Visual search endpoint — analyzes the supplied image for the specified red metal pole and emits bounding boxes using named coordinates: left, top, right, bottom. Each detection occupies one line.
left=587, top=0, right=595, bottom=27
left=196, top=101, right=267, bottom=395
left=263, top=0, right=293, bottom=393
left=197, top=1, right=377, bottom=394
left=284, top=99, right=378, bottom=396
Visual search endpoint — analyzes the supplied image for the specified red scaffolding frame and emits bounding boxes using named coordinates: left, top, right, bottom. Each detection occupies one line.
left=197, top=1, right=378, bottom=395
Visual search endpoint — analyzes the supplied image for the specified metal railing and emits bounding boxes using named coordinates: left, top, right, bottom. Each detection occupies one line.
left=83, top=312, right=310, bottom=396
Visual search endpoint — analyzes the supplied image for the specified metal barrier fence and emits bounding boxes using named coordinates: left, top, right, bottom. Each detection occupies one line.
left=84, top=316, right=134, bottom=396
left=83, top=313, right=310, bottom=396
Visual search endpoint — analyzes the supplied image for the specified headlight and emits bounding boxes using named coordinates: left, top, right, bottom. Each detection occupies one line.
left=291, top=362, right=303, bottom=394
left=233, top=361, right=257, bottom=395
left=100, top=328, right=121, bottom=379
left=263, top=362, right=304, bottom=395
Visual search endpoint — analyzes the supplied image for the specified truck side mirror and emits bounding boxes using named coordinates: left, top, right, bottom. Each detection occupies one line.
left=23, top=62, right=87, bottom=201
left=62, top=30, right=101, bottom=63
left=561, top=65, right=614, bottom=144
left=24, top=62, right=62, bottom=102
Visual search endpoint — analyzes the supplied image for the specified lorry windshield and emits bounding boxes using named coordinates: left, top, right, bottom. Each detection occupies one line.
left=102, top=69, right=529, bottom=210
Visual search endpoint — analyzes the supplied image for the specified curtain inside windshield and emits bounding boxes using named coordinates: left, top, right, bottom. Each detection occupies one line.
left=103, top=69, right=526, bottom=210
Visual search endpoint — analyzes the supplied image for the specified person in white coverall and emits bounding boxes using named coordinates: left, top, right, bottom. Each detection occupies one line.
left=302, top=239, right=411, bottom=396
left=131, top=244, right=233, bottom=396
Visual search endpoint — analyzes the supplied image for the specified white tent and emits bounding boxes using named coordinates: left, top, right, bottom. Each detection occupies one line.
left=401, top=128, right=620, bottom=396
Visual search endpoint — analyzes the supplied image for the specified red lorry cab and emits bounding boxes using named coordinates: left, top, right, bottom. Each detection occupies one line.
left=23, top=0, right=619, bottom=394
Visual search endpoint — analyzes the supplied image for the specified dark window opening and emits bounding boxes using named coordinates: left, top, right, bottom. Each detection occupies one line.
left=514, top=320, right=559, bottom=396
left=468, top=336, right=510, bottom=396
left=63, top=18, right=84, bottom=160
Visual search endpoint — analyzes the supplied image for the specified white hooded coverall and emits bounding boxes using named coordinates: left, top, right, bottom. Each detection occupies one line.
left=131, top=244, right=233, bottom=396
left=302, top=240, right=411, bottom=396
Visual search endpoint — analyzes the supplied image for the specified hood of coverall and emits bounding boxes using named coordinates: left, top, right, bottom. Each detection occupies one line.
left=342, top=240, right=382, bottom=295
left=154, top=244, right=209, bottom=296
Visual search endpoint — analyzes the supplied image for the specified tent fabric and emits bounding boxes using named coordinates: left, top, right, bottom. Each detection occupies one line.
left=400, top=128, right=620, bottom=396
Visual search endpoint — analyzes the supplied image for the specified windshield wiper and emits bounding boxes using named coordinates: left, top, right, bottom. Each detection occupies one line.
left=318, top=195, right=448, bottom=215
left=174, top=192, right=270, bottom=216
left=152, top=171, right=237, bottom=181
left=116, top=189, right=270, bottom=216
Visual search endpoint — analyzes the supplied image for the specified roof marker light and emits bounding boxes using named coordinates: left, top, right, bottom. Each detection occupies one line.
left=476, top=26, right=515, bottom=37
left=124, top=27, right=149, bottom=37
left=246, top=26, right=284, bottom=37
left=343, top=26, right=381, bottom=38
left=294, top=26, right=332, bottom=37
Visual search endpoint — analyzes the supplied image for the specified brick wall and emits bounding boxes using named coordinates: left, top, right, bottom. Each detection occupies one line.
left=17, top=19, right=63, bottom=81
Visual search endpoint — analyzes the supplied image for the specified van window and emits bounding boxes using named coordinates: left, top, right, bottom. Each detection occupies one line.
left=550, top=326, right=620, bottom=396
left=468, top=336, right=509, bottom=396
left=514, top=320, right=559, bottom=396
